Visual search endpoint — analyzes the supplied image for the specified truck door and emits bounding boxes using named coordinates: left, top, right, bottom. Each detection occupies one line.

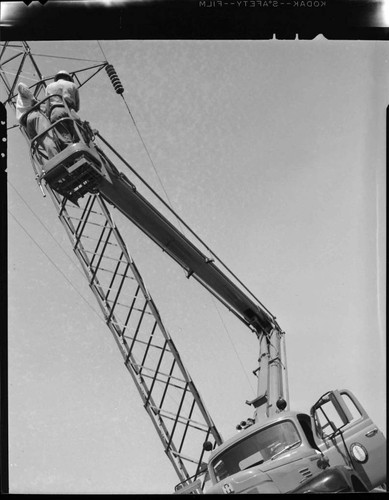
left=310, top=389, right=386, bottom=490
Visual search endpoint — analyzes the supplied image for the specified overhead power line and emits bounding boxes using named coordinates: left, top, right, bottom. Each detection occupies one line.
left=97, top=40, right=188, bottom=246
left=7, top=180, right=87, bottom=279
left=8, top=207, right=104, bottom=325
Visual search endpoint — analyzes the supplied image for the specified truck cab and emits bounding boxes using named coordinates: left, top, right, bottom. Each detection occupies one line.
left=202, top=389, right=386, bottom=494
left=204, top=411, right=324, bottom=494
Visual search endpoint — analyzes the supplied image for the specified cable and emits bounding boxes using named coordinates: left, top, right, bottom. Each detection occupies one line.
left=96, top=131, right=277, bottom=323
left=9, top=183, right=210, bottom=427
left=212, top=297, right=256, bottom=396
left=97, top=41, right=108, bottom=61
left=0, top=69, right=38, bottom=83
left=95, top=46, right=271, bottom=394
left=8, top=209, right=104, bottom=325
left=8, top=180, right=89, bottom=283
left=338, top=429, right=355, bottom=469
left=119, top=93, right=179, bottom=219
left=96, top=40, right=185, bottom=234
left=97, top=50, right=279, bottom=347
left=31, top=53, right=104, bottom=63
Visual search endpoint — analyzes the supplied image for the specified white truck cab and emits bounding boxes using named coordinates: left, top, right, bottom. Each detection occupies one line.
left=204, top=411, right=324, bottom=494
left=200, top=389, right=386, bottom=494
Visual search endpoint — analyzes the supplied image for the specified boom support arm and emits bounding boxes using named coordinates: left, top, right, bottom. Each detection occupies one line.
left=96, top=151, right=276, bottom=336
left=95, top=146, right=289, bottom=418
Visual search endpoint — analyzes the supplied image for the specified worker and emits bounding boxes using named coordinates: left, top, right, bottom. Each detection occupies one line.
left=16, top=82, right=59, bottom=160
left=45, top=70, right=80, bottom=146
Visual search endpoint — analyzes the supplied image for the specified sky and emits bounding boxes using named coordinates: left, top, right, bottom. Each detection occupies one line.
left=5, top=40, right=387, bottom=494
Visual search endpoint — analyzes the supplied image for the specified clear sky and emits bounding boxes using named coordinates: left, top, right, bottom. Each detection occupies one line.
left=6, top=40, right=387, bottom=494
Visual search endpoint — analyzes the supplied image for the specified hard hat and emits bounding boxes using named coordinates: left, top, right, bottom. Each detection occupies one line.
left=54, top=70, right=73, bottom=82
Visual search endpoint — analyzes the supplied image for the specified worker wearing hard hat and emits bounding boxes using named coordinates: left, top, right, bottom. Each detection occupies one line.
left=16, top=82, right=59, bottom=160
left=45, top=70, right=80, bottom=146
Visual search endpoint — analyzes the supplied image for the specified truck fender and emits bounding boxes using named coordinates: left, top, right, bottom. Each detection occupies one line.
left=288, top=465, right=369, bottom=493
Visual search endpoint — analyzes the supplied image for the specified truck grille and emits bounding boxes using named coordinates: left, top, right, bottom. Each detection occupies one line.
left=298, top=467, right=313, bottom=482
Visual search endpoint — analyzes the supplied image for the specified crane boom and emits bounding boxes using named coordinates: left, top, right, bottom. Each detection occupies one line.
left=2, top=40, right=289, bottom=492
left=97, top=151, right=276, bottom=336
left=1, top=41, right=224, bottom=490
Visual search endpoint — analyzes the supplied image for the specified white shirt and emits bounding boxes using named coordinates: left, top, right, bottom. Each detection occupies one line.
left=15, top=83, right=36, bottom=124
left=46, top=79, right=80, bottom=112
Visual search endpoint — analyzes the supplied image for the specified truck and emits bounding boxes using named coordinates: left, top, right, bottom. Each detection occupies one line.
left=198, top=389, right=386, bottom=494
left=2, top=41, right=386, bottom=493
left=34, top=103, right=388, bottom=495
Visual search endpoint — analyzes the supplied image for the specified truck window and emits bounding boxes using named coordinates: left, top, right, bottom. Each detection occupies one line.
left=314, top=393, right=362, bottom=438
left=210, top=421, right=301, bottom=483
left=341, top=393, right=362, bottom=422
left=297, top=413, right=320, bottom=451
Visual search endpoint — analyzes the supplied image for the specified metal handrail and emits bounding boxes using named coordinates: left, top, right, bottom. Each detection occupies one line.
left=23, top=94, right=90, bottom=154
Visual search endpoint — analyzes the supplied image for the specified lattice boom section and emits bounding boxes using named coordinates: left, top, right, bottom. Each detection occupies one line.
left=0, top=40, right=221, bottom=490
left=51, top=190, right=222, bottom=485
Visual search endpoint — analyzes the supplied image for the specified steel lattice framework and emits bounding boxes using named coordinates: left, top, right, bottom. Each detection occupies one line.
left=2, top=41, right=222, bottom=490
left=49, top=189, right=222, bottom=484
